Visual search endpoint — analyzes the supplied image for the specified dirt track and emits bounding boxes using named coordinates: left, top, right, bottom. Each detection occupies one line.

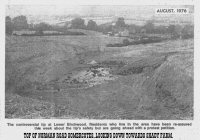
left=5, top=34, right=193, bottom=119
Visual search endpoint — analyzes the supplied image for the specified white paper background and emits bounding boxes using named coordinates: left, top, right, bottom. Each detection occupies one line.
left=1, top=0, right=200, bottom=140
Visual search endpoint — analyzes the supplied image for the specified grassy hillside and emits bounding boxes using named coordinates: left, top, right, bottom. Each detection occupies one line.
left=5, top=33, right=193, bottom=119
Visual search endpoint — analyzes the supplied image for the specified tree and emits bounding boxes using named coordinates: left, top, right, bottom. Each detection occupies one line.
left=144, top=20, right=155, bottom=33
left=34, top=22, right=52, bottom=31
left=28, top=23, right=34, bottom=30
left=98, top=24, right=113, bottom=33
left=87, top=20, right=98, bottom=31
left=34, top=22, right=52, bottom=35
left=71, top=18, right=85, bottom=29
left=154, top=25, right=167, bottom=34
left=174, top=25, right=182, bottom=35
left=12, top=15, right=28, bottom=30
left=167, top=25, right=176, bottom=34
left=115, top=17, right=126, bottom=27
left=182, top=24, right=194, bottom=37
left=6, top=16, right=13, bottom=34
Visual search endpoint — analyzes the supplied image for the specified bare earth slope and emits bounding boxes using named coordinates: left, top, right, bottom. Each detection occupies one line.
left=5, top=33, right=193, bottom=119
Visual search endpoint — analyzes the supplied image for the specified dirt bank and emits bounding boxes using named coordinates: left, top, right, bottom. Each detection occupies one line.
left=5, top=35, right=193, bottom=119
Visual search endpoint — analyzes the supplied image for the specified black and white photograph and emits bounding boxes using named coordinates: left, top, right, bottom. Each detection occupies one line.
left=5, top=5, right=194, bottom=120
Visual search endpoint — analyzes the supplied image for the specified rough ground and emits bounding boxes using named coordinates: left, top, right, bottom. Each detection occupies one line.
left=5, top=31, right=193, bottom=119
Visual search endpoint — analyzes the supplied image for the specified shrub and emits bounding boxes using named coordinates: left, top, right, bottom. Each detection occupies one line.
left=123, top=39, right=130, bottom=45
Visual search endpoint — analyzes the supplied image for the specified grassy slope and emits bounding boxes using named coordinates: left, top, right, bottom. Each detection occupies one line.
left=5, top=33, right=193, bottom=119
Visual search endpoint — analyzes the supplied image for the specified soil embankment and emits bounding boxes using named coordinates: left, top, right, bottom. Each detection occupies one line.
left=5, top=35, right=193, bottom=119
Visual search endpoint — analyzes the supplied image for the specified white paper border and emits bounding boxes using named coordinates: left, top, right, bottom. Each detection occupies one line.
left=1, top=0, right=200, bottom=140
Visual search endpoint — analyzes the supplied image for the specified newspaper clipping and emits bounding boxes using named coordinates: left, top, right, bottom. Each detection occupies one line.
left=1, top=0, right=199, bottom=139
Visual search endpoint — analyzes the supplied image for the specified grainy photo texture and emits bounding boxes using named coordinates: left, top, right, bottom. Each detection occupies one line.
left=5, top=5, right=194, bottom=119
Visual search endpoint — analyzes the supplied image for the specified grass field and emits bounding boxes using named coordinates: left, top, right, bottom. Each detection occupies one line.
left=5, top=31, right=193, bottom=119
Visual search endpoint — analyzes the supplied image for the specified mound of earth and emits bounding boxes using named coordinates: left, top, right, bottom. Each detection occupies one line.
left=138, top=53, right=193, bottom=119
left=60, top=66, right=117, bottom=88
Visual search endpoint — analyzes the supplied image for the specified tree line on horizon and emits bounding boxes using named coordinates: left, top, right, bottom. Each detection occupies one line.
left=6, top=15, right=194, bottom=38
left=5, top=15, right=99, bottom=34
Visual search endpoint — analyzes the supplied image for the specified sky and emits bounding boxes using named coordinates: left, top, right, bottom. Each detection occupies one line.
left=6, top=5, right=194, bottom=18
left=5, top=5, right=194, bottom=25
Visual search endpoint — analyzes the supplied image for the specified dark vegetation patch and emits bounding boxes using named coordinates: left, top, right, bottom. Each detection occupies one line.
left=95, top=60, right=126, bottom=69
left=117, top=67, right=144, bottom=75
left=106, top=36, right=165, bottom=47
left=116, top=56, right=167, bottom=75
left=13, top=31, right=86, bottom=36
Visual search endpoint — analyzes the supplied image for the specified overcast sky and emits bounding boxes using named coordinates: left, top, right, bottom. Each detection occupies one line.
left=6, top=5, right=194, bottom=18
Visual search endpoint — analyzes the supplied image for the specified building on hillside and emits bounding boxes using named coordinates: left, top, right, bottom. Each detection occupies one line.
left=112, top=26, right=129, bottom=37
left=119, top=29, right=129, bottom=37
left=107, top=32, right=114, bottom=36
